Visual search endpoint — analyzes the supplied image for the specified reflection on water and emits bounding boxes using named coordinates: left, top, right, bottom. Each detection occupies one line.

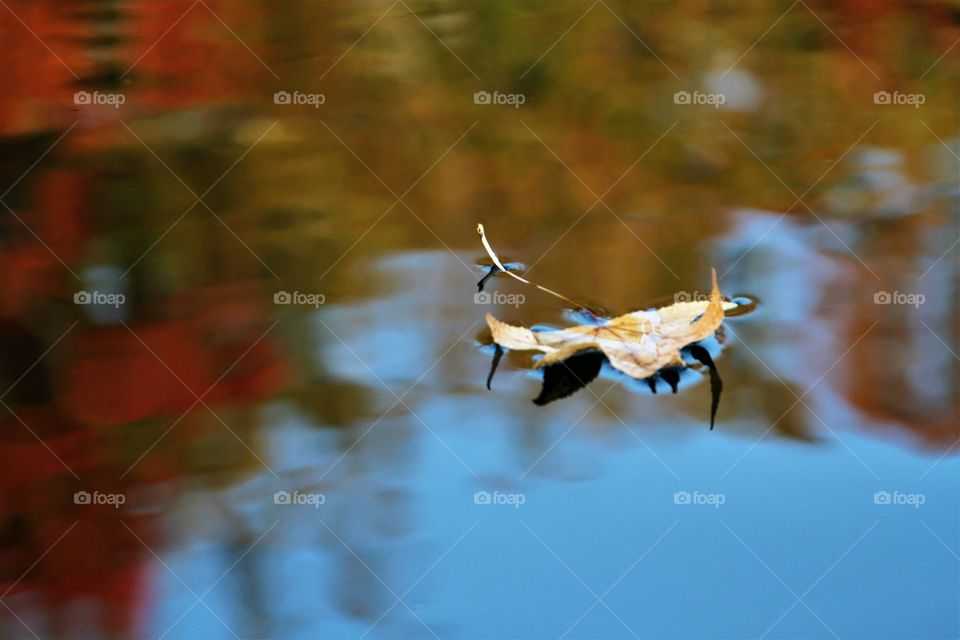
left=0, top=0, right=957, bottom=638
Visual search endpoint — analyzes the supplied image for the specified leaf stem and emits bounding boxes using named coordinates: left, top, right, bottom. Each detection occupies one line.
left=476, top=223, right=596, bottom=315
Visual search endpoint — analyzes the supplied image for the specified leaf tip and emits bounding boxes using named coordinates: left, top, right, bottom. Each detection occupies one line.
left=484, top=311, right=503, bottom=336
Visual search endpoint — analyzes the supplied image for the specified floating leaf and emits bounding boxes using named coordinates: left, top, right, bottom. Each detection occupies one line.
left=476, top=223, right=734, bottom=428
left=486, top=269, right=730, bottom=380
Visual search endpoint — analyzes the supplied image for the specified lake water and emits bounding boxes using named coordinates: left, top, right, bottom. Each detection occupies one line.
left=0, top=1, right=957, bottom=638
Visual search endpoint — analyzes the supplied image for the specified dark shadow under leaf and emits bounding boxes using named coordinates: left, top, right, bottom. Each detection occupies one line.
left=660, top=368, right=680, bottom=394
left=689, top=345, right=722, bottom=430
left=486, top=343, right=504, bottom=390
left=533, top=350, right=604, bottom=406
left=476, top=265, right=502, bottom=292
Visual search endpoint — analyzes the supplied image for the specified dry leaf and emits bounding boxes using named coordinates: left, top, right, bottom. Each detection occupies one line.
left=475, top=224, right=733, bottom=428
left=486, top=269, right=730, bottom=380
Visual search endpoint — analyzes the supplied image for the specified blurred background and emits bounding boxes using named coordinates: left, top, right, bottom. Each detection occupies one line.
left=0, top=0, right=957, bottom=638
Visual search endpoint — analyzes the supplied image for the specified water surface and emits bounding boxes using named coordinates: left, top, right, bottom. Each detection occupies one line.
left=0, top=1, right=957, bottom=638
